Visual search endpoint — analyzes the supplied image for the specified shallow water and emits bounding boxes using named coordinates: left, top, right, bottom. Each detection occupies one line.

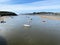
left=0, top=15, right=60, bottom=45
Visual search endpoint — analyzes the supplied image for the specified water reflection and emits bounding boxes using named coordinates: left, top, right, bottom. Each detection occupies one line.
left=24, top=25, right=31, bottom=30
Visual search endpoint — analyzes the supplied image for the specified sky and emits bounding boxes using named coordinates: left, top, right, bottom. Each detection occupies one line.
left=0, top=0, right=60, bottom=14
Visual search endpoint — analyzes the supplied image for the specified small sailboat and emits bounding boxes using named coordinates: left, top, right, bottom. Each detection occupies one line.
left=24, top=17, right=32, bottom=27
left=24, top=24, right=30, bottom=27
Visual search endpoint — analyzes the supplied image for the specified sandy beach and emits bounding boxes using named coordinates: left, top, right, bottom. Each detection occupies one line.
left=0, top=16, right=10, bottom=21
left=40, top=15, right=60, bottom=20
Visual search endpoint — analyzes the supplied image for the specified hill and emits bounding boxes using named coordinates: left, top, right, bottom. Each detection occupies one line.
left=0, top=11, right=17, bottom=16
left=23, top=12, right=60, bottom=15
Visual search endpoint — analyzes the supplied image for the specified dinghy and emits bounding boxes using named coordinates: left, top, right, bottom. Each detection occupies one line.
left=24, top=24, right=30, bottom=27
left=24, top=17, right=32, bottom=27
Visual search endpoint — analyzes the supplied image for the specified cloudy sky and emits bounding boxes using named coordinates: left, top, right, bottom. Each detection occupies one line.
left=0, top=0, right=60, bottom=14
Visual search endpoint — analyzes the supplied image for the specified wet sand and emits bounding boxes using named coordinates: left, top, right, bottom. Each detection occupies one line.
left=0, top=16, right=11, bottom=21
left=40, top=15, right=60, bottom=20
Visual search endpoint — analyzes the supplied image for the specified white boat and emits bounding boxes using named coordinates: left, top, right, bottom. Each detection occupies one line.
left=24, top=24, right=30, bottom=27
left=24, top=17, right=32, bottom=27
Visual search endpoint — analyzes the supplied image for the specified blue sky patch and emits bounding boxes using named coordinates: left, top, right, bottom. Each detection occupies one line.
left=10, top=0, right=43, bottom=4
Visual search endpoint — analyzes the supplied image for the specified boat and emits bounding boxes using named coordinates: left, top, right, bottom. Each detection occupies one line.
left=24, top=24, right=30, bottom=27
left=24, top=17, right=32, bottom=27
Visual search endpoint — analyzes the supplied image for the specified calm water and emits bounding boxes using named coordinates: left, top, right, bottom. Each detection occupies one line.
left=0, top=15, right=60, bottom=45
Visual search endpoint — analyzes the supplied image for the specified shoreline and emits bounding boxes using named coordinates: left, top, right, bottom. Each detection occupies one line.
left=39, top=15, right=60, bottom=20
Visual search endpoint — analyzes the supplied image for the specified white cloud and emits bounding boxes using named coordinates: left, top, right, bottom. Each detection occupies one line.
left=0, top=5, right=60, bottom=12
left=0, top=0, right=60, bottom=13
